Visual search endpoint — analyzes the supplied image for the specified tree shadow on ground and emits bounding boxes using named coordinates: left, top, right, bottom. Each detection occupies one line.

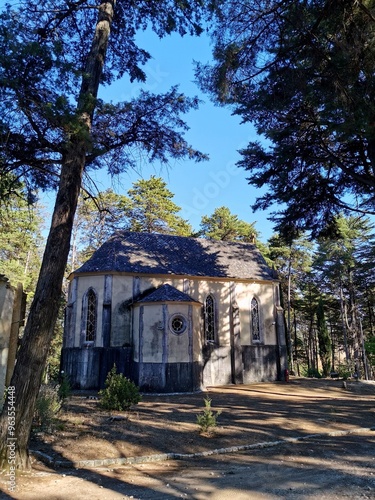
left=6, top=432, right=374, bottom=499
left=5, top=378, right=374, bottom=499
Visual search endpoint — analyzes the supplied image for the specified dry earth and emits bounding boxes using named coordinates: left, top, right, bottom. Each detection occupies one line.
left=1, top=377, right=375, bottom=499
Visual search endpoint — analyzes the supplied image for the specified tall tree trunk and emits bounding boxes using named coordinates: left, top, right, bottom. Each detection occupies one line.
left=293, top=311, right=300, bottom=376
left=286, top=258, right=294, bottom=373
left=0, top=143, right=85, bottom=469
left=359, top=318, right=370, bottom=380
left=0, top=0, right=115, bottom=469
left=366, top=287, right=374, bottom=337
left=339, top=279, right=349, bottom=361
left=308, top=318, right=315, bottom=372
left=329, top=318, right=335, bottom=372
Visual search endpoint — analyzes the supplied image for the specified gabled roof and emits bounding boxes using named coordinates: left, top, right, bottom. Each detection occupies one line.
left=135, top=284, right=200, bottom=304
left=74, top=231, right=276, bottom=281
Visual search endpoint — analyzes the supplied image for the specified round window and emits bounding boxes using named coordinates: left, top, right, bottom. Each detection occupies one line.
left=169, top=314, right=187, bottom=335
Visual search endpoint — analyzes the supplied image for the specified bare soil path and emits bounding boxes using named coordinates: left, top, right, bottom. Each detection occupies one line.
left=1, top=377, right=375, bottom=499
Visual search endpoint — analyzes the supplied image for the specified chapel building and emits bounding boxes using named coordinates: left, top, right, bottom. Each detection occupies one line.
left=62, top=231, right=287, bottom=392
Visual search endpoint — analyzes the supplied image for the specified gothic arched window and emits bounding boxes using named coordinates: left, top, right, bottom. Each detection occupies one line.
left=251, top=297, right=261, bottom=342
left=84, top=288, right=97, bottom=344
left=205, top=294, right=216, bottom=343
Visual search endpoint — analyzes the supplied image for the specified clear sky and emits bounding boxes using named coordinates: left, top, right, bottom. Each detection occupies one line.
left=94, top=29, right=276, bottom=242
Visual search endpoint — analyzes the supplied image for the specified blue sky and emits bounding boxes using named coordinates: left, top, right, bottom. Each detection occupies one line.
left=94, top=29, right=276, bottom=242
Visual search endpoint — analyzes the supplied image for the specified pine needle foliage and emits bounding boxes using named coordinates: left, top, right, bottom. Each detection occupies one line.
left=196, top=397, right=221, bottom=435
left=99, top=365, right=141, bottom=412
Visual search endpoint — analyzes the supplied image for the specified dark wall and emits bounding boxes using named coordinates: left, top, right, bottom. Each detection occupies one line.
left=242, top=345, right=288, bottom=382
left=135, top=361, right=201, bottom=393
left=61, top=345, right=287, bottom=391
left=61, top=348, right=201, bottom=392
left=61, top=347, right=133, bottom=389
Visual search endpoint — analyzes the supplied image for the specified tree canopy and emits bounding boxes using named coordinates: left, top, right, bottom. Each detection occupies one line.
left=126, top=176, right=192, bottom=235
left=0, top=0, right=209, bottom=197
left=197, top=0, right=375, bottom=237
left=72, top=177, right=192, bottom=267
left=198, top=205, right=257, bottom=242
left=0, top=181, right=43, bottom=296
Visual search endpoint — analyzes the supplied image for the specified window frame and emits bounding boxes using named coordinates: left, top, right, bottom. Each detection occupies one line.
left=250, top=296, right=262, bottom=343
left=81, top=287, right=98, bottom=346
left=169, top=313, right=188, bottom=335
left=204, top=294, right=216, bottom=345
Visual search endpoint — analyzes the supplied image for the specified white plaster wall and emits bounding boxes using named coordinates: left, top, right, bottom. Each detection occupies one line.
left=139, top=276, right=172, bottom=293
left=140, top=304, right=164, bottom=363
left=236, top=282, right=277, bottom=345
left=111, top=275, right=133, bottom=303
left=190, top=279, right=232, bottom=347
left=71, top=273, right=279, bottom=352
left=111, top=275, right=133, bottom=346
left=166, top=303, right=191, bottom=363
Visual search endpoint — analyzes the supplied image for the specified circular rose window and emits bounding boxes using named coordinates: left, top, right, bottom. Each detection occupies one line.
left=169, top=314, right=187, bottom=335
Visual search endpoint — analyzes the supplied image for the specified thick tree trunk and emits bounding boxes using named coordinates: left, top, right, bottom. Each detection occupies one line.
left=286, top=259, right=294, bottom=373
left=0, top=142, right=85, bottom=469
left=0, top=1, right=115, bottom=469
left=339, top=280, right=349, bottom=361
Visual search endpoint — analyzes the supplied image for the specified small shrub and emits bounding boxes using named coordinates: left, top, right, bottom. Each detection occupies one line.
left=58, top=371, right=71, bottom=401
left=304, top=367, right=322, bottom=378
left=196, top=397, right=222, bottom=435
left=337, top=362, right=355, bottom=380
left=34, top=384, right=62, bottom=430
left=99, top=364, right=141, bottom=412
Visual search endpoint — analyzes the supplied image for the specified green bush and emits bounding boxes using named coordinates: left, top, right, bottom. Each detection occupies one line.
left=303, top=367, right=322, bottom=378
left=99, top=364, right=141, bottom=412
left=337, top=362, right=354, bottom=380
left=58, top=371, right=71, bottom=401
left=34, top=384, right=62, bottom=430
left=196, top=397, right=222, bottom=435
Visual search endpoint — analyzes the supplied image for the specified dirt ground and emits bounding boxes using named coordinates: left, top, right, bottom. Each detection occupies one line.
left=1, top=377, right=375, bottom=499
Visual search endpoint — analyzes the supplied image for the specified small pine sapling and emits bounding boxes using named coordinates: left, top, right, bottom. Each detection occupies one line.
left=196, top=397, right=222, bottom=436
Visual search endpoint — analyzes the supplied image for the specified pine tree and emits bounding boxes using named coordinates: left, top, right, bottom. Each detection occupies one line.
left=125, top=176, right=192, bottom=235
left=316, top=297, right=332, bottom=377
left=199, top=206, right=258, bottom=242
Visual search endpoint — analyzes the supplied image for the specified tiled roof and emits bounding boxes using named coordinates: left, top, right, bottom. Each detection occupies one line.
left=74, top=231, right=276, bottom=281
left=135, top=284, right=199, bottom=304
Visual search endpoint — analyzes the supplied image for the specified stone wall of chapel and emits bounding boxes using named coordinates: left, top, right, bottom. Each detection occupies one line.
left=111, top=275, right=133, bottom=346
left=189, top=279, right=232, bottom=347
left=138, top=303, right=164, bottom=363
left=167, top=303, right=192, bottom=363
left=236, top=282, right=277, bottom=345
left=70, top=274, right=279, bottom=350
left=74, top=275, right=104, bottom=347
left=192, top=305, right=203, bottom=362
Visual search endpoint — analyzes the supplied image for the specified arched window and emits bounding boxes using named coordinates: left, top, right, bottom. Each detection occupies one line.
left=205, top=294, right=216, bottom=343
left=84, top=288, right=97, bottom=344
left=251, top=297, right=261, bottom=342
